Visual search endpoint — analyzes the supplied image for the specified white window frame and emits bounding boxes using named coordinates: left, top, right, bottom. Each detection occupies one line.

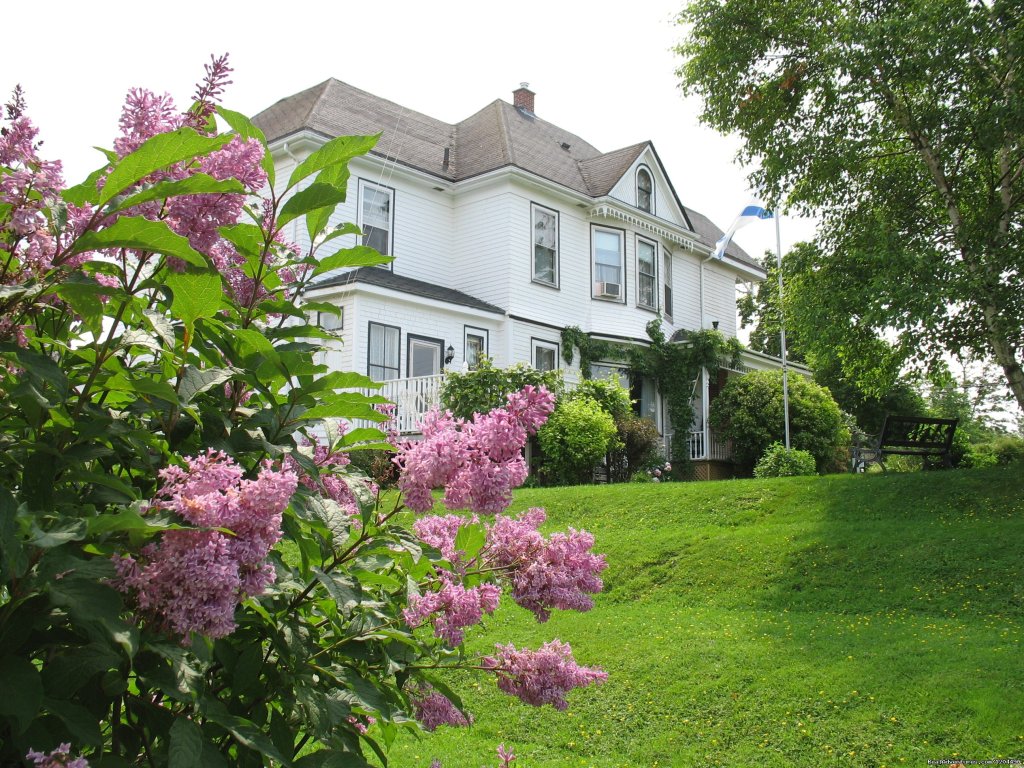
left=636, top=236, right=658, bottom=311
left=531, top=338, right=560, bottom=372
left=464, top=326, right=489, bottom=370
left=531, top=203, right=559, bottom=287
left=367, top=321, right=400, bottom=381
left=316, top=307, right=344, bottom=331
left=592, top=226, right=625, bottom=302
left=358, top=179, right=395, bottom=260
left=636, top=166, right=654, bottom=213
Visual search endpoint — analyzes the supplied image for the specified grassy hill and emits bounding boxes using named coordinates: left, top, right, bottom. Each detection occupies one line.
left=382, top=467, right=1023, bottom=768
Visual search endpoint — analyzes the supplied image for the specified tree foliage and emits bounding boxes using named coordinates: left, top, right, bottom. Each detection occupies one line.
left=677, top=0, right=1024, bottom=414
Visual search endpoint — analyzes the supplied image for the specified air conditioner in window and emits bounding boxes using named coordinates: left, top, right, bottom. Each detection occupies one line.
left=595, top=281, right=621, bottom=298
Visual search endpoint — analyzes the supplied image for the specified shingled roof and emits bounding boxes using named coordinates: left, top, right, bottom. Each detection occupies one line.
left=253, top=79, right=759, bottom=268
left=310, top=267, right=505, bottom=315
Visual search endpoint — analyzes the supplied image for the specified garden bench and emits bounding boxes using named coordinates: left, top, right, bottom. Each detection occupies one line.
left=850, top=415, right=958, bottom=472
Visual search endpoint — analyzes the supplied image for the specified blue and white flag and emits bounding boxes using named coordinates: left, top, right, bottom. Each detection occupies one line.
left=713, top=204, right=773, bottom=260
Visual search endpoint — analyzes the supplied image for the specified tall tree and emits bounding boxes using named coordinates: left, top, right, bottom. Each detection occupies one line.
left=676, top=0, right=1024, bottom=413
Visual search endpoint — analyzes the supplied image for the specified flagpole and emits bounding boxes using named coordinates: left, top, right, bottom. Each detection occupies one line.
left=775, top=213, right=791, bottom=450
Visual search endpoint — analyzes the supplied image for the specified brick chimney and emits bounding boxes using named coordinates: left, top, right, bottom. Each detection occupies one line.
left=513, top=82, right=535, bottom=113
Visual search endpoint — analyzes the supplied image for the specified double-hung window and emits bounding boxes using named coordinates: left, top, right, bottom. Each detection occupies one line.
left=367, top=322, right=400, bottom=381
left=465, top=326, right=488, bottom=370
left=532, top=339, right=559, bottom=372
left=532, top=203, right=559, bottom=286
left=359, top=180, right=394, bottom=258
left=592, top=228, right=624, bottom=300
left=637, top=237, right=658, bottom=310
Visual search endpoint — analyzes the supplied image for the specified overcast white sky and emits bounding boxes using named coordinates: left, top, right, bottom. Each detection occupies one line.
left=5, top=0, right=816, bottom=261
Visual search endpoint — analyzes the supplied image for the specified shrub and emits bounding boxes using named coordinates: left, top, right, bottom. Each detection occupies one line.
left=608, top=415, right=663, bottom=482
left=569, top=375, right=633, bottom=421
left=538, top=397, right=618, bottom=485
left=710, top=370, right=851, bottom=475
left=754, top=443, right=818, bottom=478
left=441, top=357, right=562, bottom=420
left=964, top=435, right=1024, bottom=468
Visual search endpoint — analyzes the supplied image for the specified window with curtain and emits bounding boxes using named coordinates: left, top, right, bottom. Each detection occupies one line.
left=637, top=238, right=657, bottom=310
left=359, top=181, right=394, bottom=257
left=367, top=322, right=400, bottom=381
left=532, top=204, right=558, bottom=286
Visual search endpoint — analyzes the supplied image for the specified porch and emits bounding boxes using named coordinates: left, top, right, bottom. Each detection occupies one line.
left=354, top=373, right=445, bottom=435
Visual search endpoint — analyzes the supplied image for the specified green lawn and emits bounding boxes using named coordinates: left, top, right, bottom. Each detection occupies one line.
left=380, top=467, right=1023, bottom=768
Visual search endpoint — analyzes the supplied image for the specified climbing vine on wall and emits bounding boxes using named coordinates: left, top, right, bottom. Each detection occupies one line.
left=628, top=320, right=744, bottom=466
left=560, top=326, right=627, bottom=378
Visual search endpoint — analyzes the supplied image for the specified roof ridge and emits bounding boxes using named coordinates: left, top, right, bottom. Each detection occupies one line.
left=494, top=101, right=514, bottom=166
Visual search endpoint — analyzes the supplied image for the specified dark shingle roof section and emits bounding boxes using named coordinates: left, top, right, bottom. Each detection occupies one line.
left=255, top=79, right=455, bottom=177
left=579, top=142, right=648, bottom=196
left=254, top=79, right=762, bottom=271
left=311, top=268, right=505, bottom=315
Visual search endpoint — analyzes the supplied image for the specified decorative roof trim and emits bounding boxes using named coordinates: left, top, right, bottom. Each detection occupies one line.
left=587, top=203, right=701, bottom=251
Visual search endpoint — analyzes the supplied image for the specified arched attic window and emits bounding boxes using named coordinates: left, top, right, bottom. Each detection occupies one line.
left=636, top=167, right=654, bottom=213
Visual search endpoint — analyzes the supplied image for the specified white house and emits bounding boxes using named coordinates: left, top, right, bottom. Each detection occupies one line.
left=253, top=80, right=802, bottom=477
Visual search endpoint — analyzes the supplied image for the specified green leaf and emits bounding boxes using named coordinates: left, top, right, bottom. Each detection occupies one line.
left=202, top=700, right=294, bottom=767
left=87, top=508, right=151, bottom=536
left=165, top=270, right=223, bottom=330
left=70, top=216, right=208, bottom=267
left=30, top=519, right=87, bottom=548
left=45, top=696, right=103, bottom=747
left=144, top=309, right=177, bottom=348
left=300, top=393, right=389, bottom=422
left=287, top=134, right=379, bottom=190
left=0, top=656, right=43, bottom=733
left=313, top=569, right=361, bottom=614
left=63, top=165, right=110, bottom=207
left=169, top=717, right=204, bottom=768
left=454, top=522, right=486, bottom=562
left=219, top=223, right=266, bottom=259
left=312, top=246, right=391, bottom=276
left=279, top=183, right=349, bottom=228
left=0, top=488, right=27, bottom=581
left=297, top=370, right=380, bottom=394
left=113, top=174, right=246, bottom=213
left=100, top=128, right=232, bottom=206
left=331, top=667, right=391, bottom=717
left=179, top=366, right=235, bottom=404
left=306, top=163, right=350, bottom=242
left=0, top=283, right=30, bottom=302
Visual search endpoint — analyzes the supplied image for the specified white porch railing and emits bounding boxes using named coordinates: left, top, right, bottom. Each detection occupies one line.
left=355, top=373, right=444, bottom=434
left=687, top=429, right=732, bottom=461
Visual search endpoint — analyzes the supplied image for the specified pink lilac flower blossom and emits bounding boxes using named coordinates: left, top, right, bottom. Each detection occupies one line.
left=281, top=433, right=381, bottom=523
left=395, top=386, right=554, bottom=515
left=412, top=514, right=478, bottom=563
left=113, top=450, right=296, bottom=639
left=403, top=576, right=500, bottom=645
left=408, top=684, right=471, bottom=731
left=26, top=743, right=90, bottom=768
left=483, top=640, right=607, bottom=711
left=484, top=508, right=606, bottom=622
left=497, top=743, right=516, bottom=768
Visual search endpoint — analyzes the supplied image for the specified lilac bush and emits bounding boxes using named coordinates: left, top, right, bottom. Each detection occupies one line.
left=0, top=59, right=605, bottom=766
